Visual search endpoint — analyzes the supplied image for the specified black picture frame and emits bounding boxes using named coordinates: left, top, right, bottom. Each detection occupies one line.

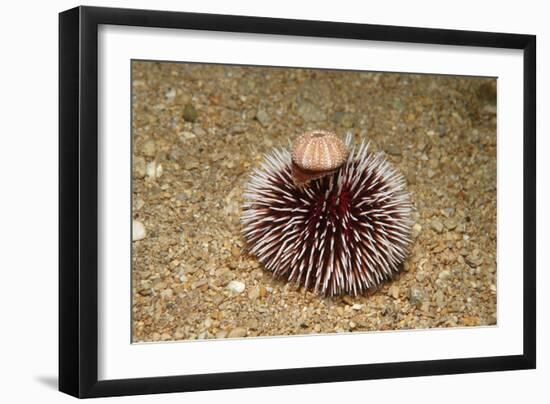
left=59, top=5, right=536, bottom=398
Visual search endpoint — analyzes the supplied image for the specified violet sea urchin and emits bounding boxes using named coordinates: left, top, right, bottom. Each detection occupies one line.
left=241, top=134, right=413, bottom=296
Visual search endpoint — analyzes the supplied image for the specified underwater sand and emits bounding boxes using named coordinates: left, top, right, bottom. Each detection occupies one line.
left=131, top=61, right=497, bottom=342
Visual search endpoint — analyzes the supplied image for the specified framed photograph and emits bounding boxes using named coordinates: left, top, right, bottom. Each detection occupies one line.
left=59, top=6, right=536, bottom=398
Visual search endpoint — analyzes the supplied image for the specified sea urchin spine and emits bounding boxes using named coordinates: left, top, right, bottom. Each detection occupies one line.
left=241, top=135, right=413, bottom=296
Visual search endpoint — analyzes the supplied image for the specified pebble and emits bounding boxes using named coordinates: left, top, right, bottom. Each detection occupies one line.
left=409, top=287, right=425, bottom=306
left=431, top=219, right=444, bottom=233
left=438, top=270, right=451, bottom=281
left=332, top=111, right=344, bottom=123
left=483, top=105, right=497, bottom=115
left=434, top=290, right=445, bottom=307
left=388, top=285, right=400, bottom=299
left=160, top=289, right=173, bottom=299
left=297, top=101, right=326, bottom=122
left=465, top=255, right=483, bottom=268
left=138, top=280, right=152, bottom=293
left=342, top=295, right=354, bottom=305
left=248, top=287, right=261, bottom=300
left=442, top=208, right=455, bottom=218
left=176, top=192, right=188, bottom=201
left=412, top=223, right=422, bottom=238
left=132, top=220, right=146, bottom=241
left=461, top=316, right=479, bottom=326
left=146, top=161, right=162, bottom=178
left=333, top=111, right=355, bottom=128
left=386, top=144, right=402, bottom=156
left=215, top=330, right=228, bottom=339
left=444, top=218, right=457, bottom=230
left=415, top=272, right=426, bottom=282
left=165, top=88, right=176, bottom=101
left=478, top=81, right=497, bottom=102
left=448, top=301, right=463, bottom=313
left=134, top=157, right=147, bottom=178
left=230, top=124, right=247, bottom=134
left=181, top=264, right=197, bottom=274
left=351, top=304, right=363, bottom=310
left=193, top=126, right=206, bottom=137
left=180, top=131, right=196, bottom=140
left=227, top=327, right=247, bottom=338
left=185, top=160, right=199, bottom=170
left=183, top=104, right=198, bottom=122
left=340, top=114, right=356, bottom=128
left=247, top=319, right=259, bottom=330
left=143, top=139, right=156, bottom=157
left=191, top=279, right=208, bottom=289
left=134, top=199, right=145, bottom=210
left=420, top=301, right=431, bottom=312
left=226, top=280, right=245, bottom=294
left=255, top=109, right=271, bottom=127
left=217, top=270, right=233, bottom=286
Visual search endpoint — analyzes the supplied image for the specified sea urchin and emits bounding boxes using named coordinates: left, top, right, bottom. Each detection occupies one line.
left=241, top=133, right=413, bottom=296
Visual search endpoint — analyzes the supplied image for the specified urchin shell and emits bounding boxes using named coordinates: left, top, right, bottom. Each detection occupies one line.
left=241, top=136, right=413, bottom=296
left=291, top=130, right=348, bottom=172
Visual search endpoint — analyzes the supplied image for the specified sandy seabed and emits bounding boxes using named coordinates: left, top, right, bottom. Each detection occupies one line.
left=131, top=61, right=497, bottom=342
